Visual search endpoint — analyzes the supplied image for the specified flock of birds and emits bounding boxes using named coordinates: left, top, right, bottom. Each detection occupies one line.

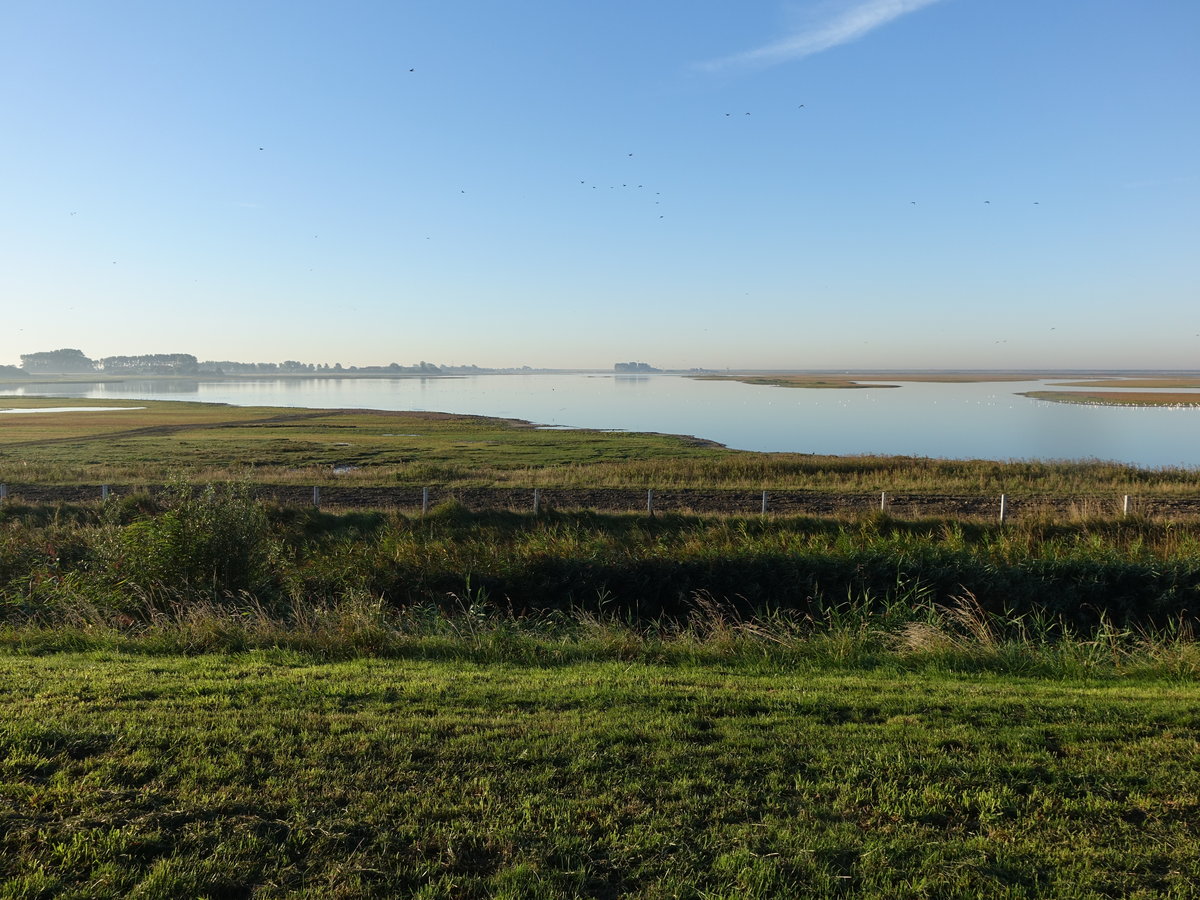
left=82, top=69, right=1044, bottom=265
left=562, top=104, right=1042, bottom=223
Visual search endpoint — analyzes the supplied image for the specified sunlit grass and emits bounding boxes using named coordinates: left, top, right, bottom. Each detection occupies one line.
left=1, top=648, right=1199, bottom=898
left=3, top=495, right=1200, bottom=639
left=2, top=487, right=1199, bottom=896
left=3, top=399, right=1198, bottom=496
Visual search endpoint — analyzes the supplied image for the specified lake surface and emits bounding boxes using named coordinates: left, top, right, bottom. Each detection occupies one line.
left=6, top=374, right=1200, bottom=468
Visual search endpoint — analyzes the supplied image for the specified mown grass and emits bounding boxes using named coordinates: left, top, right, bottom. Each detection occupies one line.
left=5, top=394, right=1199, bottom=896
left=3, top=398, right=1199, bottom=495
left=3, top=490, right=1200, bottom=896
left=2, top=649, right=1199, bottom=898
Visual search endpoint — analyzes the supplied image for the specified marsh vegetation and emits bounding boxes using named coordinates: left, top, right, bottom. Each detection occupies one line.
left=3, top=401, right=1200, bottom=897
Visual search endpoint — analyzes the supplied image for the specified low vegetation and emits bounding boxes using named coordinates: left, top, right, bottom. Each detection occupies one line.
left=2, top=489, right=1199, bottom=639
left=691, top=373, right=1055, bottom=388
left=1020, top=390, right=1200, bottom=408
left=4, top=398, right=1200, bottom=896
left=1048, top=377, right=1200, bottom=389
left=2, top=649, right=1197, bottom=899
left=3, top=399, right=1199, bottom=497
left=690, top=374, right=895, bottom=389
left=3, top=491, right=1200, bottom=897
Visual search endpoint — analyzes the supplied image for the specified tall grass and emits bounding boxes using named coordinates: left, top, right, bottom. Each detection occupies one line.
left=5, top=584, right=1199, bottom=680
left=2, top=493, right=1200, bottom=677
left=6, top=498, right=1200, bottom=623
left=521, top=453, right=1200, bottom=495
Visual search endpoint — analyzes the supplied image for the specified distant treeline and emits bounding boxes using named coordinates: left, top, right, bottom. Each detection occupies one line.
left=14, top=349, right=491, bottom=376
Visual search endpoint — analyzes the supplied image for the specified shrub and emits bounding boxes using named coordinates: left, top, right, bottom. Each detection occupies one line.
left=115, top=483, right=277, bottom=601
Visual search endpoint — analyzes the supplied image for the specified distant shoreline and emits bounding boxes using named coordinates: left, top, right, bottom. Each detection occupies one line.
left=5, top=371, right=1200, bottom=410
left=1020, top=390, right=1200, bottom=408
left=690, top=372, right=1200, bottom=392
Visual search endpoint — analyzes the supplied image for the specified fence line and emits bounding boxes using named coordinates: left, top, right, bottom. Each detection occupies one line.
left=0, top=483, right=1195, bottom=521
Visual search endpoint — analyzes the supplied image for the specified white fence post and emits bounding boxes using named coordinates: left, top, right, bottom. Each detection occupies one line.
left=101, top=484, right=110, bottom=501
left=422, top=487, right=430, bottom=515
left=762, top=490, right=768, bottom=515
left=312, top=486, right=321, bottom=508
left=533, top=488, right=541, bottom=515
left=880, top=491, right=886, bottom=512
left=1123, top=495, right=1130, bottom=517
left=999, top=494, right=1007, bottom=524
left=647, top=489, right=654, bottom=515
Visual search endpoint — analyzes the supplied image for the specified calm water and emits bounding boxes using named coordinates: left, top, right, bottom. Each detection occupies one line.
left=6, top=374, right=1200, bottom=468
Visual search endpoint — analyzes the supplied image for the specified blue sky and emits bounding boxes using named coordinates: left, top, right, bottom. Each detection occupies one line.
left=3, top=0, right=1197, bottom=370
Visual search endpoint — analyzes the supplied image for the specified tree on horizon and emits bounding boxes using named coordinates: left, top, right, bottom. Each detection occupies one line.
left=20, top=348, right=96, bottom=373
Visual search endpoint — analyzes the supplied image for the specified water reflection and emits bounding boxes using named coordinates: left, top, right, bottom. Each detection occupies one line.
left=15, top=379, right=201, bottom=395
left=4, top=374, right=1199, bottom=468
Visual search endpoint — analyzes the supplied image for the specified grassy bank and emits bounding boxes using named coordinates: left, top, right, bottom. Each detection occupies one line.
left=5, top=491, right=1200, bottom=632
left=5, top=395, right=1199, bottom=897
left=2, top=650, right=1198, bottom=898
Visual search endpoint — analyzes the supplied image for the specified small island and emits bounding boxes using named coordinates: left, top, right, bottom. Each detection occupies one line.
left=1020, top=390, right=1200, bottom=408
left=688, top=372, right=1051, bottom=390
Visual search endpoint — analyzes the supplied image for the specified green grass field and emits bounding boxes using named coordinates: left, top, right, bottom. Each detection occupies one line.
left=3, top=397, right=1198, bottom=496
left=0, top=398, right=725, bottom=488
left=2, top=650, right=1198, bottom=899
left=3, top=397, right=1200, bottom=896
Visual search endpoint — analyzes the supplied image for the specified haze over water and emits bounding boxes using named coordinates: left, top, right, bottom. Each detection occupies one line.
left=10, top=375, right=1200, bottom=469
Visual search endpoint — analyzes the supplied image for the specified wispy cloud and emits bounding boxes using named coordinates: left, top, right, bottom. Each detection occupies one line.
left=698, top=0, right=949, bottom=71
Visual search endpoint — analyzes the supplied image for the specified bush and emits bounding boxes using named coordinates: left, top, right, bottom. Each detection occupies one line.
left=115, top=483, right=277, bottom=601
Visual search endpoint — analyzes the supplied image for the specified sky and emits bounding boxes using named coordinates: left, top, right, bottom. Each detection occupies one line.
left=2, top=0, right=1197, bottom=371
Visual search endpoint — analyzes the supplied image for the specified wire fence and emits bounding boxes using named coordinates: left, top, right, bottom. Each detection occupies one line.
left=3, top=482, right=1200, bottom=521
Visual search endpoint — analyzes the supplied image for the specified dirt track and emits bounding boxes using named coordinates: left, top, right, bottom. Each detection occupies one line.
left=5, top=483, right=1200, bottom=520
